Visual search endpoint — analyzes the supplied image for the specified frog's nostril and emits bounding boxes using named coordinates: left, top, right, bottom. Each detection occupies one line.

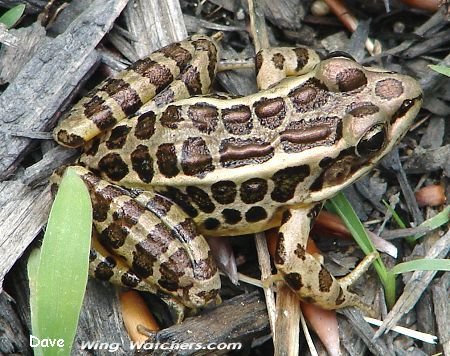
left=390, top=97, right=421, bottom=124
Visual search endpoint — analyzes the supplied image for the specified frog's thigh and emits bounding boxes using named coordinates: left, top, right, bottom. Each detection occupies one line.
left=274, top=207, right=375, bottom=312
left=132, top=189, right=223, bottom=305
left=71, top=166, right=220, bottom=309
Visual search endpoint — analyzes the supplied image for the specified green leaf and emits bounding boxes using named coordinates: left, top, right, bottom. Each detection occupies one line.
left=382, top=201, right=449, bottom=244
left=391, top=259, right=450, bottom=275
left=327, top=193, right=377, bottom=254
left=0, top=4, right=25, bottom=29
left=429, top=64, right=450, bottom=77
left=29, top=167, right=92, bottom=356
left=412, top=205, right=450, bottom=240
left=327, top=192, right=396, bottom=307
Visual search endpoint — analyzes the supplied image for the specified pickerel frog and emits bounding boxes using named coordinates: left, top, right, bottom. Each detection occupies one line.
left=53, top=34, right=422, bottom=315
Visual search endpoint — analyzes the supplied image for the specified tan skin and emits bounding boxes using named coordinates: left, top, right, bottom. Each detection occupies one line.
left=53, top=35, right=422, bottom=315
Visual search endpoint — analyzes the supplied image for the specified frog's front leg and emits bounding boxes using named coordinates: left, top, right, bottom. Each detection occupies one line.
left=57, top=166, right=221, bottom=311
left=274, top=207, right=376, bottom=314
left=255, top=47, right=320, bottom=90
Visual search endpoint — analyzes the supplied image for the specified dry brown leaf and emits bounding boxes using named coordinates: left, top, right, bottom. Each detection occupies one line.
left=301, top=303, right=340, bottom=356
left=313, top=211, right=352, bottom=240
left=399, top=0, right=442, bottom=11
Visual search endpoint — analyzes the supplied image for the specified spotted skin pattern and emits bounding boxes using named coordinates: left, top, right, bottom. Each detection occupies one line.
left=53, top=35, right=422, bottom=314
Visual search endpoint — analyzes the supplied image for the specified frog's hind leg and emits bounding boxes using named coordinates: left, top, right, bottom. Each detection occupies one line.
left=54, top=35, right=220, bottom=148
left=274, top=207, right=376, bottom=315
left=59, top=165, right=221, bottom=312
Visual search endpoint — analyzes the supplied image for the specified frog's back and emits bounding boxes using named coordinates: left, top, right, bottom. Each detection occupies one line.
left=80, top=74, right=336, bottom=191
left=80, top=56, right=421, bottom=203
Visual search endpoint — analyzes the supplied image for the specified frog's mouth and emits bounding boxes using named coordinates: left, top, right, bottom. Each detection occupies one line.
left=309, top=146, right=369, bottom=193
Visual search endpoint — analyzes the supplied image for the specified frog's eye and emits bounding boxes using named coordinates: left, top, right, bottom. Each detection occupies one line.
left=325, top=51, right=355, bottom=61
left=356, top=125, right=386, bottom=157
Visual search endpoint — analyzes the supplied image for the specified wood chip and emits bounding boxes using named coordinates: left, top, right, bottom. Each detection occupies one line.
left=432, top=273, right=450, bottom=356
left=136, top=292, right=269, bottom=356
left=0, top=0, right=130, bottom=180
left=0, top=292, right=29, bottom=354
left=0, top=183, right=51, bottom=288
left=115, top=0, right=187, bottom=62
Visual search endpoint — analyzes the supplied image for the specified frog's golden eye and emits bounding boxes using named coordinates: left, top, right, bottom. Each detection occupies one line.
left=325, top=51, right=355, bottom=61
left=356, top=125, right=386, bottom=157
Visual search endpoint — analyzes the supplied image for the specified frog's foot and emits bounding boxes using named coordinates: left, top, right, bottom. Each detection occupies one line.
left=159, top=295, right=187, bottom=324
left=66, top=165, right=221, bottom=314
left=90, top=235, right=188, bottom=324
left=338, top=251, right=378, bottom=289
left=89, top=230, right=189, bottom=320
left=161, top=288, right=221, bottom=324
left=274, top=207, right=377, bottom=315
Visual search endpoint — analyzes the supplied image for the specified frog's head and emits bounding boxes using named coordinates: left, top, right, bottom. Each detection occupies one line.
left=309, top=56, right=422, bottom=199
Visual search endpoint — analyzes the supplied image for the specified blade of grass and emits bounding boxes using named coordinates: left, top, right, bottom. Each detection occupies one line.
left=382, top=199, right=415, bottom=244
left=382, top=199, right=407, bottom=229
left=391, top=258, right=450, bottom=275
left=412, top=205, right=450, bottom=240
left=429, top=64, right=450, bottom=77
left=29, top=167, right=92, bottom=356
left=382, top=202, right=449, bottom=242
left=0, top=4, right=25, bottom=28
left=326, top=192, right=396, bottom=308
